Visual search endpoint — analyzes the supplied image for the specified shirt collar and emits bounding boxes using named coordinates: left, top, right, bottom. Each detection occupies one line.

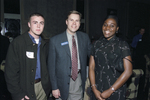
left=66, top=30, right=77, bottom=38
left=28, top=33, right=41, bottom=44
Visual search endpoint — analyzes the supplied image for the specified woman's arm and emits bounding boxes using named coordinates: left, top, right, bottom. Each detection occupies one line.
left=89, top=55, right=105, bottom=100
left=101, top=56, right=133, bottom=99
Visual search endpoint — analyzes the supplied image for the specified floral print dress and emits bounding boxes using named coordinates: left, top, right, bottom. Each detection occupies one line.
left=91, top=35, right=131, bottom=100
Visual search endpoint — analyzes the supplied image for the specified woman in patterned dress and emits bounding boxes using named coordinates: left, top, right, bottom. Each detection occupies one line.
left=89, top=15, right=132, bottom=100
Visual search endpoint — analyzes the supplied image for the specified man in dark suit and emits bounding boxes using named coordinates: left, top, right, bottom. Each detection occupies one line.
left=48, top=10, right=91, bottom=100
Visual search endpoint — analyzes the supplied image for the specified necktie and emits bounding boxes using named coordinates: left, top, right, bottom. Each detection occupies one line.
left=72, top=36, right=78, bottom=81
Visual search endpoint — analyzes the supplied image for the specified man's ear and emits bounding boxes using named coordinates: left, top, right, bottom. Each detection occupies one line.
left=28, top=22, right=30, bottom=28
left=66, top=20, right=68, bottom=25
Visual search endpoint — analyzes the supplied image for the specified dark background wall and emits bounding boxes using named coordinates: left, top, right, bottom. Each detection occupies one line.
left=127, top=1, right=150, bottom=42
left=88, top=0, right=150, bottom=43
left=2, top=0, right=150, bottom=43
left=89, top=0, right=127, bottom=40
left=22, top=0, right=74, bottom=38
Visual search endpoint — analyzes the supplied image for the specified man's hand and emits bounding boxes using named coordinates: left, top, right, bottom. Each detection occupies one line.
left=21, top=95, right=30, bottom=100
left=52, top=89, right=61, bottom=98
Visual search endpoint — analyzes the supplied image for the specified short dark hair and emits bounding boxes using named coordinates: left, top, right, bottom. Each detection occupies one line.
left=67, top=10, right=82, bottom=20
left=28, top=12, right=44, bottom=22
left=104, top=15, right=119, bottom=27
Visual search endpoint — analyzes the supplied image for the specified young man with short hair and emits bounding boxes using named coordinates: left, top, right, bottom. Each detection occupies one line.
left=5, top=13, right=51, bottom=100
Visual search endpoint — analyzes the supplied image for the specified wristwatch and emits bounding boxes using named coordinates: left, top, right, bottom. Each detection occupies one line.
left=111, top=87, right=115, bottom=92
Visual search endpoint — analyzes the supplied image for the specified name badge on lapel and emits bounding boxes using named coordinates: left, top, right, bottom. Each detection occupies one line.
left=61, top=41, right=68, bottom=46
left=26, top=51, right=34, bottom=59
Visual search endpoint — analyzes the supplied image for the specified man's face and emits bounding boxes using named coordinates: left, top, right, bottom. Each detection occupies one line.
left=139, top=28, right=145, bottom=35
left=66, top=14, right=80, bottom=35
left=28, top=16, right=44, bottom=39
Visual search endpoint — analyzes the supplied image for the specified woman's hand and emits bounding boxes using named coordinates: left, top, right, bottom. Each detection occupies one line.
left=100, top=88, right=113, bottom=99
left=93, top=89, right=105, bottom=100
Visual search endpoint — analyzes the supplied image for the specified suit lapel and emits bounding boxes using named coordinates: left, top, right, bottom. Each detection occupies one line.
left=61, top=32, right=71, bottom=57
left=61, top=32, right=83, bottom=59
left=76, top=32, right=83, bottom=63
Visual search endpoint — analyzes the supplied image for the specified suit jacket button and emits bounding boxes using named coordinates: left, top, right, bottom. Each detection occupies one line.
left=31, top=82, right=34, bottom=85
left=31, top=69, right=34, bottom=72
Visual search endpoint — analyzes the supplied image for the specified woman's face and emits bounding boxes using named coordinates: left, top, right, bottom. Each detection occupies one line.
left=102, top=18, right=119, bottom=40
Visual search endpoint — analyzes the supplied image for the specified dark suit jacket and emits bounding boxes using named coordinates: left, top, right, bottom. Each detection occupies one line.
left=48, top=31, right=91, bottom=100
left=5, top=33, right=51, bottom=100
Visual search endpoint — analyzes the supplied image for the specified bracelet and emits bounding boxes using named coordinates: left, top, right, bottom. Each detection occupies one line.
left=91, top=84, right=97, bottom=88
left=111, top=86, right=115, bottom=92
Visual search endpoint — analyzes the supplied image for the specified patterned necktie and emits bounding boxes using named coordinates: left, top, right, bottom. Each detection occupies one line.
left=72, top=36, right=78, bottom=81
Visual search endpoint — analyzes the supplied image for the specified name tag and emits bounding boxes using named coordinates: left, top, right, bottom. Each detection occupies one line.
left=61, top=41, right=68, bottom=46
left=26, top=51, right=34, bottom=59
